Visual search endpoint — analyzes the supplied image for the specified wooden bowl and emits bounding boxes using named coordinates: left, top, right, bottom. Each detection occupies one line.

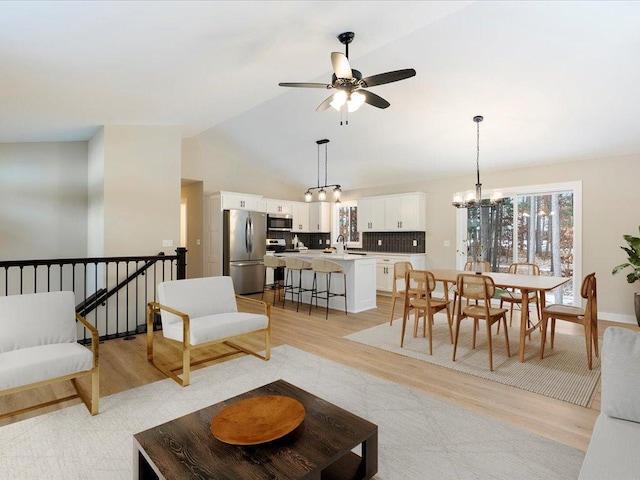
left=210, top=395, right=305, bottom=445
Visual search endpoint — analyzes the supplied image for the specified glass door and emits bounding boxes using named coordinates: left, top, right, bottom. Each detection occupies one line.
left=457, top=183, right=580, bottom=305
left=515, top=192, right=574, bottom=304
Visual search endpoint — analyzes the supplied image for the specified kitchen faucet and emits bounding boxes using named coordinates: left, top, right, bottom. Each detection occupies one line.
left=336, top=234, right=346, bottom=251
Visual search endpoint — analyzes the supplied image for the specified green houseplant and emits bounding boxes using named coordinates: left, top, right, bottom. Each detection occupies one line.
left=612, top=226, right=640, bottom=327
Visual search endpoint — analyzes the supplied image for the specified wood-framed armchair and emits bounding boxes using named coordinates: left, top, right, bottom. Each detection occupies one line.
left=147, top=276, right=271, bottom=387
left=0, top=291, right=99, bottom=419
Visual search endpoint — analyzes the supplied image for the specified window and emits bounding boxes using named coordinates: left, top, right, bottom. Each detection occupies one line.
left=333, top=202, right=361, bottom=247
left=457, top=181, right=582, bottom=305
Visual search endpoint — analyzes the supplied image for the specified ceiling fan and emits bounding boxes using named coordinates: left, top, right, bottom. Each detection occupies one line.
left=279, top=31, right=416, bottom=114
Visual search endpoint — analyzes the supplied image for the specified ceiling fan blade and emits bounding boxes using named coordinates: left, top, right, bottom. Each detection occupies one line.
left=316, top=94, right=334, bottom=112
left=359, top=90, right=390, bottom=109
left=361, top=68, right=416, bottom=87
left=279, top=82, right=332, bottom=89
left=331, top=52, right=352, bottom=79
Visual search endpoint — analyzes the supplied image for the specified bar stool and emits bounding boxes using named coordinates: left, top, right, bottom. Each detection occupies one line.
left=309, top=258, right=347, bottom=319
left=262, top=255, right=286, bottom=306
left=282, top=257, right=313, bottom=312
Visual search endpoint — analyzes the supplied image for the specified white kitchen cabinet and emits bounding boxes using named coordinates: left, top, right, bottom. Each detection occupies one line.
left=357, top=197, right=385, bottom=232
left=373, top=254, right=426, bottom=293
left=308, top=202, right=331, bottom=232
left=219, top=191, right=263, bottom=211
left=291, top=202, right=309, bottom=232
left=376, top=263, right=394, bottom=291
left=264, top=199, right=291, bottom=215
left=357, top=193, right=425, bottom=232
left=384, top=193, right=425, bottom=231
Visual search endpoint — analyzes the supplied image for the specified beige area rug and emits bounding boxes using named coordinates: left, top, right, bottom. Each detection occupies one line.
left=0, top=345, right=584, bottom=479
left=345, top=314, right=601, bottom=407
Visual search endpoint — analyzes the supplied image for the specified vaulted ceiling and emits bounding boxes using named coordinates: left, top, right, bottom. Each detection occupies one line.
left=2, top=1, right=639, bottom=191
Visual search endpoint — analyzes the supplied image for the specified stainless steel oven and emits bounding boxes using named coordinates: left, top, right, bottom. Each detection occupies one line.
left=267, top=213, right=292, bottom=232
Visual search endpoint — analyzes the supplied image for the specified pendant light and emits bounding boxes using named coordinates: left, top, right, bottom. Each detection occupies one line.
left=304, top=139, right=342, bottom=203
left=452, top=115, right=502, bottom=208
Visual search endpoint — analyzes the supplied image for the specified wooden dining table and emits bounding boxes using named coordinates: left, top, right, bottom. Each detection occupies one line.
left=429, top=269, right=572, bottom=362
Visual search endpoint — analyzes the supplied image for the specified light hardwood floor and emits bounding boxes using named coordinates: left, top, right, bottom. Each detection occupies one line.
left=1, top=293, right=636, bottom=452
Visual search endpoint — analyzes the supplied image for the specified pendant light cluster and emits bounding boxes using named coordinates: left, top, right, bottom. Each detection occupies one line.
left=452, top=115, right=503, bottom=208
left=304, top=139, right=342, bottom=203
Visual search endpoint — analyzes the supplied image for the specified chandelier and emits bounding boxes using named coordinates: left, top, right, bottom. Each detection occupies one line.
left=304, top=139, right=342, bottom=203
left=452, top=115, right=502, bottom=208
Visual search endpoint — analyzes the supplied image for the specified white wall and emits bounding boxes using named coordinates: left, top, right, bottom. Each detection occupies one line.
left=101, top=125, right=182, bottom=256
left=182, top=127, right=300, bottom=199
left=344, top=154, right=640, bottom=323
left=87, top=128, right=105, bottom=257
left=0, top=142, right=88, bottom=260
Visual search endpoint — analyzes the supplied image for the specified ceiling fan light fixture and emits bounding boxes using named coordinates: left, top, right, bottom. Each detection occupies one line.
left=330, top=91, right=347, bottom=111
left=279, top=31, right=416, bottom=121
left=347, top=91, right=365, bottom=112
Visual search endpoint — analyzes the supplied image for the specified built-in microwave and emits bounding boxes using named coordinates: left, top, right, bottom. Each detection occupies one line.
left=267, top=213, right=293, bottom=232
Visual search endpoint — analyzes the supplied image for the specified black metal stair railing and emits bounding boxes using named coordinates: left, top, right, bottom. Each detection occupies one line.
left=0, top=247, right=187, bottom=343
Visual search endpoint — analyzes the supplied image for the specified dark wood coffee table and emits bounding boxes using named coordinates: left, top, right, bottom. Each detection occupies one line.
left=133, top=379, right=378, bottom=479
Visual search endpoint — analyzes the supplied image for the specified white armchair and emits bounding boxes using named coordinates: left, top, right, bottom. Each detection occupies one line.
left=0, top=291, right=99, bottom=419
left=146, top=276, right=271, bottom=387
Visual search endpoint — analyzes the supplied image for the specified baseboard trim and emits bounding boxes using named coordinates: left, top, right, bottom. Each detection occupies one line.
left=598, top=311, right=637, bottom=325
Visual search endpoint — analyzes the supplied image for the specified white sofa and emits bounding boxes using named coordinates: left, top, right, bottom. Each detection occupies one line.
left=0, top=291, right=99, bottom=418
left=578, top=326, right=640, bottom=479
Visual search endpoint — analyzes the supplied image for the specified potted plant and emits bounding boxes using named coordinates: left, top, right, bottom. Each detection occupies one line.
left=612, top=226, right=640, bottom=327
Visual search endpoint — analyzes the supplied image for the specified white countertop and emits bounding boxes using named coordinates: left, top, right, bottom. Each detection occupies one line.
left=276, top=251, right=375, bottom=261
left=277, top=250, right=425, bottom=257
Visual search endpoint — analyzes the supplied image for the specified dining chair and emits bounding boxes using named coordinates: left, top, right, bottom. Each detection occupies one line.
left=452, top=273, right=510, bottom=371
left=540, top=272, right=598, bottom=369
left=400, top=270, right=452, bottom=355
left=464, top=260, right=491, bottom=273
left=389, top=261, right=415, bottom=325
left=454, top=260, right=492, bottom=313
left=498, top=262, right=542, bottom=329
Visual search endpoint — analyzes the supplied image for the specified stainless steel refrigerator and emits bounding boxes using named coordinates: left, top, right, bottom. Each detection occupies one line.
left=223, top=209, right=267, bottom=294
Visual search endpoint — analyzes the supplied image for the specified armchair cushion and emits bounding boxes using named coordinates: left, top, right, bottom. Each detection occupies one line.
left=0, top=342, right=93, bottom=390
left=158, top=276, right=238, bottom=328
left=0, top=291, right=77, bottom=353
left=600, top=326, right=640, bottom=424
left=163, top=312, right=269, bottom=345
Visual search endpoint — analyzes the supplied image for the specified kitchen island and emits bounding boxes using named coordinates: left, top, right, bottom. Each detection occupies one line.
left=276, top=252, right=377, bottom=313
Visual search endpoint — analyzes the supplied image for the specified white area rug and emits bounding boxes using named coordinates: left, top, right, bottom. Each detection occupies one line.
left=0, top=345, right=584, bottom=479
left=345, top=315, right=601, bottom=406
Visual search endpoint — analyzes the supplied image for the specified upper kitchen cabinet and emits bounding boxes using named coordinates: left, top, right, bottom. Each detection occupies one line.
left=384, top=193, right=426, bottom=231
left=308, top=202, right=331, bottom=233
left=219, top=191, right=263, bottom=211
left=357, top=197, right=385, bottom=232
left=357, top=193, right=426, bottom=232
left=291, top=202, right=310, bottom=232
left=263, top=199, right=292, bottom=215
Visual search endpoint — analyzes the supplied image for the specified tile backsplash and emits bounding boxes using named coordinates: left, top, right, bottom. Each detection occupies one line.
left=362, top=232, right=426, bottom=253
left=267, top=231, right=330, bottom=250
left=267, top=230, right=425, bottom=253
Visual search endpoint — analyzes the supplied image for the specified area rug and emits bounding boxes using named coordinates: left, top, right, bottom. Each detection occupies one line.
left=345, top=314, right=600, bottom=407
left=0, top=345, right=584, bottom=480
